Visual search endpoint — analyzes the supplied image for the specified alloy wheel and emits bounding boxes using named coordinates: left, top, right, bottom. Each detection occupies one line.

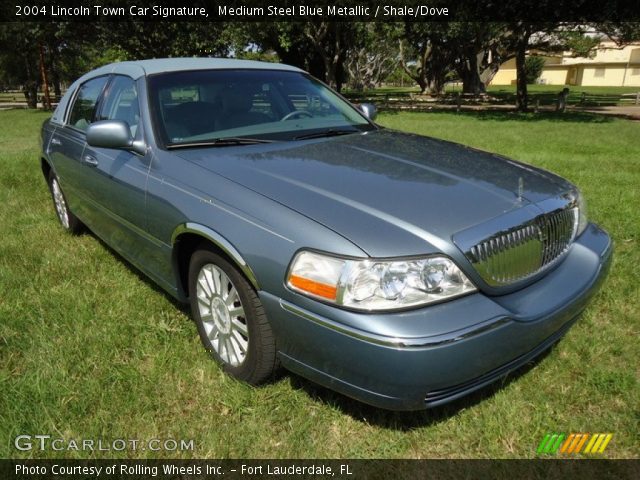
left=195, top=263, right=249, bottom=367
left=51, top=178, right=70, bottom=229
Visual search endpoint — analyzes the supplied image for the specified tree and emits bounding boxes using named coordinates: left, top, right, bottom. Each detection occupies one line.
left=0, top=24, right=45, bottom=108
left=398, top=36, right=430, bottom=94
left=594, top=22, right=640, bottom=45
left=248, top=22, right=328, bottom=82
left=302, top=22, right=364, bottom=91
left=397, top=19, right=604, bottom=108
left=42, top=23, right=105, bottom=98
left=399, top=22, right=514, bottom=95
left=94, top=22, right=233, bottom=59
left=345, top=24, right=400, bottom=91
left=510, top=23, right=537, bottom=111
left=450, top=23, right=513, bottom=95
left=0, top=22, right=108, bottom=107
left=398, top=23, right=453, bottom=94
left=248, top=22, right=363, bottom=92
left=508, top=23, right=602, bottom=111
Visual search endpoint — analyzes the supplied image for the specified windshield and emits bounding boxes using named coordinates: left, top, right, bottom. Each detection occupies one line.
left=147, top=69, right=375, bottom=147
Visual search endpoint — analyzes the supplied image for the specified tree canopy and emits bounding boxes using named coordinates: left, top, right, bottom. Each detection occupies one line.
left=1, top=20, right=638, bottom=111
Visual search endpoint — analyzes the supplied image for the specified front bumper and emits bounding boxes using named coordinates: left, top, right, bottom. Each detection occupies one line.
left=260, top=223, right=612, bottom=410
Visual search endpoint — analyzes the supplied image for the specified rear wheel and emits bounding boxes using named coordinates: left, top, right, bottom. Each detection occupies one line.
left=188, top=247, right=278, bottom=384
left=48, top=170, right=82, bottom=234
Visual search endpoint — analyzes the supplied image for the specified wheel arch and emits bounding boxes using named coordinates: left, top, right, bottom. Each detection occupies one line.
left=171, top=222, right=260, bottom=300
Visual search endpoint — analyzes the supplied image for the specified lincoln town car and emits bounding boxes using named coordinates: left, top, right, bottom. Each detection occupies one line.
left=40, top=59, right=612, bottom=410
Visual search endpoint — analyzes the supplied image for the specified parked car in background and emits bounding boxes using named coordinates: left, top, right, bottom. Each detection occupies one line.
left=40, top=59, right=612, bottom=410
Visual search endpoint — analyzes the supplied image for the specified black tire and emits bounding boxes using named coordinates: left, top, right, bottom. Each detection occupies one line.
left=188, top=246, right=278, bottom=384
left=48, top=170, right=83, bottom=234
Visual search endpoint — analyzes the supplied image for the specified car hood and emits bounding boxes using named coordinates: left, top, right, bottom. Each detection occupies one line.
left=174, top=129, right=572, bottom=257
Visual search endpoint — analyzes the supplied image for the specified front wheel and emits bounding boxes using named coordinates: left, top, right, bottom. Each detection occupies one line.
left=188, top=247, right=278, bottom=384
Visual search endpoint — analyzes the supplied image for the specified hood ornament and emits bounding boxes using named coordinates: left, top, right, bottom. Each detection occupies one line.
left=517, top=177, right=524, bottom=202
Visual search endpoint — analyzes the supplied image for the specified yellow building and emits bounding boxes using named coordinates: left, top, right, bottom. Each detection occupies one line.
left=491, top=40, right=640, bottom=87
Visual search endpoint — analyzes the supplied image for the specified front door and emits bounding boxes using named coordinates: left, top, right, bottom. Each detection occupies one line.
left=80, top=75, right=153, bottom=265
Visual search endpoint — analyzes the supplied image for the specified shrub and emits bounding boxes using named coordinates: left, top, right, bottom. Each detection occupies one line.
left=524, top=56, right=546, bottom=84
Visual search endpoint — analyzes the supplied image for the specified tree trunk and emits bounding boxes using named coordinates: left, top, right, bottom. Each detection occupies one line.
left=47, top=43, right=62, bottom=101
left=515, top=41, right=529, bottom=112
left=39, top=44, right=52, bottom=110
left=461, top=71, right=485, bottom=94
left=306, top=52, right=326, bottom=82
left=335, top=58, right=345, bottom=93
left=430, top=77, right=445, bottom=95
left=400, top=62, right=428, bottom=93
left=53, top=78, right=61, bottom=101
left=429, top=61, right=448, bottom=95
left=305, top=22, right=341, bottom=89
left=479, top=61, right=502, bottom=89
left=23, top=82, right=38, bottom=109
left=399, top=39, right=429, bottom=94
left=22, top=56, right=38, bottom=109
left=460, top=53, right=486, bottom=95
left=416, top=77, right=428, bottom=94
left=324, top=59, right=336, bottom=89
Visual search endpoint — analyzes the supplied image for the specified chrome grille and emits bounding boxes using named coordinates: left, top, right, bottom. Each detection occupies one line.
left=468, top=207, right=578, bottom=286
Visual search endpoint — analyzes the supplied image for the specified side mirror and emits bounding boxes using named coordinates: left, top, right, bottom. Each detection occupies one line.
left=86, top=120, right=146, bottom=155
left=359, top=103, right=378, bottom=121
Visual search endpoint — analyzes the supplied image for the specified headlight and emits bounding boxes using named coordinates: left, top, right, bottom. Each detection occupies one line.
left=576, top=189, right=588, bottom=236
left=286, top=250, right=476, bottom=311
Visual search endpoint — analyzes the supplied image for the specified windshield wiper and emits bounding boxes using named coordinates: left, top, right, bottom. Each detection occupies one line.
left=167, top=137, right=275, bottom=149
left=294, top=129, right=359, bottom=141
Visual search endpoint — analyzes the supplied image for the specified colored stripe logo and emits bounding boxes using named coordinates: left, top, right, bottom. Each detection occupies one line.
left=537, top=433, right=613, bottom=454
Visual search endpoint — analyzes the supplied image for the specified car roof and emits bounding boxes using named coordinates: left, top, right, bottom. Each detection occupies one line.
left=83, top=57, right=304, bottom=81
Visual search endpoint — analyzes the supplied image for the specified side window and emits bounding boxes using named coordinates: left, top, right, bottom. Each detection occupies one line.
left=67, top=76, right=109, bottom=132
left=98, top=76, right=140, bottom=137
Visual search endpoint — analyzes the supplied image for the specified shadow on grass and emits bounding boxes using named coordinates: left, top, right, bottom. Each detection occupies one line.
left=380, top=108, right=614, bottom=123
left=286, top=347, right=555, bottom=431
left=85, top=230, right=191, bottom=316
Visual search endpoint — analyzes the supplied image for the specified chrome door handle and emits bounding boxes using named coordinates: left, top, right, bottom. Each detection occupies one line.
left=83, top=155, right=99, bottom=167
left=50, top=137, right=62, bottom=146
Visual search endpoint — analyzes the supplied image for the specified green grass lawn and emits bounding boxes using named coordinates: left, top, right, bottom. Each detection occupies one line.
left=0, top=109, right=638, bottom=459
